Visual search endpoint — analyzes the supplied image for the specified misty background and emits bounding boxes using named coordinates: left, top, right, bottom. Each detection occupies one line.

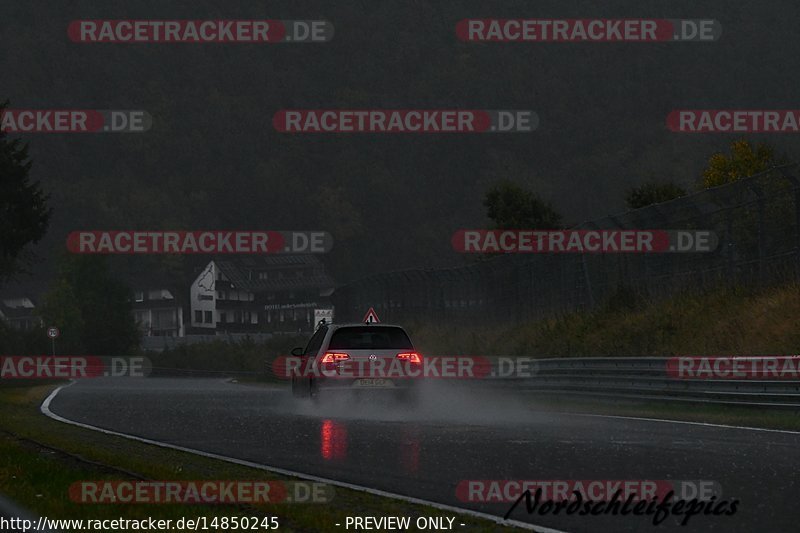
left=3, top=0, right=800, bottom=284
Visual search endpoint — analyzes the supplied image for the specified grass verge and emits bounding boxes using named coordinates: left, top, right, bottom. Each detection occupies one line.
left=407, top=283, right=800, bottom=357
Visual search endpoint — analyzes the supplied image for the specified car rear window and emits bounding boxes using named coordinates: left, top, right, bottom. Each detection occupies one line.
left=328, top=326, right=413, bottom=350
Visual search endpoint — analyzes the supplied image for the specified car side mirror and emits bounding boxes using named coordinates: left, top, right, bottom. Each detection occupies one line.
left=291, top=347, right=304, bottom=357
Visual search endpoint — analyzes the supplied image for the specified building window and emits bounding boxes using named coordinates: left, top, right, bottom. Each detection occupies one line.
left=195, top=310, right=202, bottom=323
left=134, top=291, right=144, bottom=302
left=204, top=311, right=212, bottom=323
left=220, top=312, right=226, bottom=323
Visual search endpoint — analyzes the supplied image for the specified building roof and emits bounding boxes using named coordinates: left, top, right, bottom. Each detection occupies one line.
left=0, top=302, right=37, bottom=319
left=0, top=280, right=47, bottom=304
left=0, top=282, right=41, bottom=319
left=116, top=257, right=189, bottom=293
left=214, top=255, right=334, bottom=292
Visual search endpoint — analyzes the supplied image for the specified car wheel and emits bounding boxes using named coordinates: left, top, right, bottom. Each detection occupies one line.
left=309, top=379, right=321, bottom=405
left=292, top=376, right=314, bottom=400
left=291, top=375, right=303, bottom=398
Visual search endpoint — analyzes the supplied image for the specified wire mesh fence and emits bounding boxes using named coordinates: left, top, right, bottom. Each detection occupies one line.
left=333, top=165, right=800, bottom=324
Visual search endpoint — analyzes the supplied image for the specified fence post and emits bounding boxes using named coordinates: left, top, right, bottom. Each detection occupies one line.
left=578, top=222, right=597, bottom=308
left=726, top=210, right=735, bottom=281
left=778, top=169, right=800, bottom=280
left=745, top=182, right=767, bottom=284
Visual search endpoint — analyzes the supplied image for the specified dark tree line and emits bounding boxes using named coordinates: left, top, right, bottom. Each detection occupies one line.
left=0, top=101, right=51, bottom=282
left=1, top=101, right=138, bottom=355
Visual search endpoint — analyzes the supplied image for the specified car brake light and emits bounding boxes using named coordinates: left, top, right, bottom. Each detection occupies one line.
left=396, top=352, right=422, bottom=364
left=321, top=352, right=350, bottom=363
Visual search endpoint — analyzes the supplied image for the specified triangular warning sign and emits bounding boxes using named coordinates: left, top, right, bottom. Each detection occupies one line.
left=363, top=307, right=380, bottom=323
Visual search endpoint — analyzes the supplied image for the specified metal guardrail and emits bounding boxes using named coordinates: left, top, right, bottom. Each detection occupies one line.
left=144, top=355, right=800, bottom=408
left=486, top=357, right=800, bottom=409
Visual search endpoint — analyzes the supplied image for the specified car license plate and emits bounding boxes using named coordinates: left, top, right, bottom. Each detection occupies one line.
left=355, top=378, right=393, bottom=388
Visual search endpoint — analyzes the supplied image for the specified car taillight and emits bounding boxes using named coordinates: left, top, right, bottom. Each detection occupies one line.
left=321, top=352, right=350, bottom=363
left=397, top=352, right=422, bottom=364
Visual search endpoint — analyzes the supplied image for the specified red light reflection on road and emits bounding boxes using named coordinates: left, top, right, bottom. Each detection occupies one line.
left=320, top=419, right=347, bottom=460
left=399, top=428, right=421, bottom=474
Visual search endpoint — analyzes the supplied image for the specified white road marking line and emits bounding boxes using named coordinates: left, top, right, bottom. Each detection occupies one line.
left=561, top=411, right=800, bottom=435
left=40, top=383, right=565, bottom=533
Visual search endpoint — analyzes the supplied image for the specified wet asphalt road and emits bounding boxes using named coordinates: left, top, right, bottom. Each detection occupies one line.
left=46, top=378, right=799, bottom=533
